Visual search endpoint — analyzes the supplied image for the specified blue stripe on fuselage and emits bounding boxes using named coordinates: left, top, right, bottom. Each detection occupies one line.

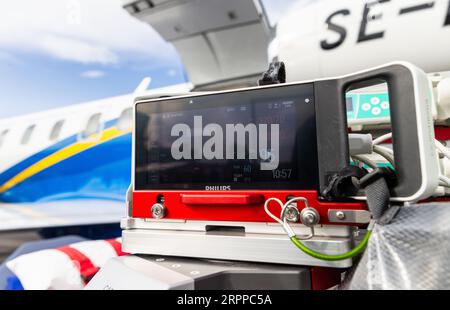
left=0, top=119, right=118, bottom=185
left=0, top=119, right=130, bottom=202
left=0, top=135, right=77, bottom=185
left=0, top=132, right=132, bottom=202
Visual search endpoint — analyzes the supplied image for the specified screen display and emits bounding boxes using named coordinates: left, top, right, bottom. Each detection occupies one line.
left=135, top=84, right=319, bottom=190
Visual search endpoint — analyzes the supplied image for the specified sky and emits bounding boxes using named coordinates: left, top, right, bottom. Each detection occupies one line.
left=0, top=0, right=186, bottom=119
left=0, top=0, right=299, bottom=119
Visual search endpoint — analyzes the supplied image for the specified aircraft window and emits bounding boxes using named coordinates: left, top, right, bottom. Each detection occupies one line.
left=49, top=120, right=65, bottom=141
left=21, top=125, right=36, bottom=145
left=117, top=108, right=132, bottom=131
left=82, top=113, right=102, bottom=138
left=0, top=129, right=9, bottom=148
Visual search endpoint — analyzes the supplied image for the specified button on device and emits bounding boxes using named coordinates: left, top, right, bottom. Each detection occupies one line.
left=371, top=97, right=380, bottom=105
left=372, top=107, right=381, bottom=115
left=362, top=103, right=371, bottom=111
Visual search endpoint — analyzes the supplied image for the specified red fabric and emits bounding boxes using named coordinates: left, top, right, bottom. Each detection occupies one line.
left=105, top=239, right=127, bottom=256
left=57, top=246, right=99, bottom=280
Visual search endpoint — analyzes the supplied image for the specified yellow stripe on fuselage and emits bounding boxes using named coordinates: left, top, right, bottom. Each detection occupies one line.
left=0, top=127, right=130, bottom=194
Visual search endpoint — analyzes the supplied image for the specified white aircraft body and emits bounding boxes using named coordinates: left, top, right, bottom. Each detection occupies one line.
left=274, top=0, right=450, bottom=81
left=0, top=83, right=191, bottom=231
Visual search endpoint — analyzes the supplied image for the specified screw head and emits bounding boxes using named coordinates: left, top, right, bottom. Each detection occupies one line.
left=336, top=211, right=346, bottom=220
left=300, top=208, right=320, bottom=227
left=282, top=204, right=300, bottom=222
left=151, top=203, right=165, bottom=219
left=303, top=213, right=315, bottom=225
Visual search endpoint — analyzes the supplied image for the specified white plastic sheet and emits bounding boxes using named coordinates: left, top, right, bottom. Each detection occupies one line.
left=343, top=203, right=450, bottom=290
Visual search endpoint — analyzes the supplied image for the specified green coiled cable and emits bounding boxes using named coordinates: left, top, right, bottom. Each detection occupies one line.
left=290, top=230, right=372, bottom=261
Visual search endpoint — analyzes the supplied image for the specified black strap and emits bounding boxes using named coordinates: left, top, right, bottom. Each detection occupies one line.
left=258, top=61, right=286, bottom=86
left=361, top=172, right=391, bottom=221
left=323, top=167, right=395, bottom=223
left=322, top=166, right=367, bottom=199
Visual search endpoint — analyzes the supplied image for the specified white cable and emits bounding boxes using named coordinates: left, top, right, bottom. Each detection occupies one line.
left=263, top=197, right=284, bottom=226
left=434, top=140, right=450, bottom=188
left=435, top=140, right=450, bottom=160
left=283, top=196, right=314, bottom=239
left=373, top=133, right=392, bottom=145
left=264, top=197, right=313, bottom=239
left=349, top=133, right=373, bottom=155
left=439, top=175, right=450, bottom=187
left=373, top=144, right=393, bottom=155
left=352, top=155, right=378, bottom=169
left=372, top=133, right=450, bottom=161
left=373, top=145, right=395, bottom=166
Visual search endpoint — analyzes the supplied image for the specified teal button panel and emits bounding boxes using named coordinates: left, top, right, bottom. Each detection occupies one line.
left=346, top=92, right=390, bottom=121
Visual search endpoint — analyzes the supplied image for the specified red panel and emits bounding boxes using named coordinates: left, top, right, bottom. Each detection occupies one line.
left=310, top=267, right=343, bottom=290
left=181, top=193, right=263, bottom=205
left=132, top=190, right=367, bottom=225
left=435, top=126, right=450, bottom=141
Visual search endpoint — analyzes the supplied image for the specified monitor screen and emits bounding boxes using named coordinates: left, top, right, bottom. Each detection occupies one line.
left=135, top=84, right=319, bottom=190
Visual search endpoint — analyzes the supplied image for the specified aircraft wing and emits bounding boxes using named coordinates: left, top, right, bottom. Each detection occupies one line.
left=123, top=0, right=271, bottom=89
left=0, top=200, right=124, bottom=232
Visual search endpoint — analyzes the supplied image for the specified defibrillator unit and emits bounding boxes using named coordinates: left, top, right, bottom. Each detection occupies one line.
left=123, top=62, right=439, bottom=267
